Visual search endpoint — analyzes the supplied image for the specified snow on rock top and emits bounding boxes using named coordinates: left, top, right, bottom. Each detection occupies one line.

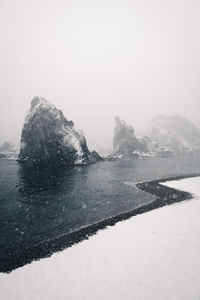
left=25, top=96, right=63, bottom=125
left=18, top=97, right=102, bottom=165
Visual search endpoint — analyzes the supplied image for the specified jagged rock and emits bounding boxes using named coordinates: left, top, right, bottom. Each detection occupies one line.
left=89, top=150, right=104, bottom=163
left=113, top=116, right=145, bottom=156
left=18, top=97, right=102, bottom=165
left=147, top=115, right=200, bottom=155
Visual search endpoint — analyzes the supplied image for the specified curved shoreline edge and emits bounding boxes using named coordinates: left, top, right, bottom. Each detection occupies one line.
left=1, top=173, right=200, bottom=274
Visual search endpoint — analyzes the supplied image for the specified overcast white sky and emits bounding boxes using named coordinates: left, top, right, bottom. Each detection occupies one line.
left=0, top=0, right=200, bottom=150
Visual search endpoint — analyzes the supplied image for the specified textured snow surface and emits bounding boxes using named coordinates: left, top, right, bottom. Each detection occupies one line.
left=161, top=177, right=200, bottom=197
left=0, top=178, right=200, bottom=300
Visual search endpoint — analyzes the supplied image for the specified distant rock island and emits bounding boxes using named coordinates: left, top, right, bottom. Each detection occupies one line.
left=3, top=98, right=200, bottom=163
left=113, top=116, right=146, bottom=157
left=112, top=115, right=200, bottom=158
left=18, top=97, right=102, bottom=165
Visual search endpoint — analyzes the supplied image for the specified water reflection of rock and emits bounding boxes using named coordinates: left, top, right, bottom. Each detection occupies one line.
left=14, top=162, right=91, bottom=248
left=17, top=162, right=77, bottom=196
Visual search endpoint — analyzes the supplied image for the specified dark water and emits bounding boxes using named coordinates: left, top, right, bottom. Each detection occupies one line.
left=1, top=155, right=200, bottom=270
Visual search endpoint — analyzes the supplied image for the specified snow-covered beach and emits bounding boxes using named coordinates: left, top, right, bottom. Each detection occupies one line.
left=0, top=177, right=200, bottom=300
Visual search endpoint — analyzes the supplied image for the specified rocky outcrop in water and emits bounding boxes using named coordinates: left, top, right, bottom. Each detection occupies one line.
left=18, top=97, right=102, bottom=165
left=147, top=115, right=200, bottom=156
left=113, top=116, right=146, bottom=157
left=112, top=114, right=200, bottom=159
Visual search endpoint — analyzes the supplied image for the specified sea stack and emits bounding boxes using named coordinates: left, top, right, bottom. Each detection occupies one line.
left=113, top=116, right=145, bottom=156
left=18, top=97, right=102, bottom=165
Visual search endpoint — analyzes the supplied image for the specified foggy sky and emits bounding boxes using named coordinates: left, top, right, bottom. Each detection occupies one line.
left=0, top=0, right=200, bottom=150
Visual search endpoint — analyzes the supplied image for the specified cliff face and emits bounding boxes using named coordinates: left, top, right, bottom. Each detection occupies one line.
left=18, top=97, right=101, bottom=165
left=147, top=115, right=200, bottom=155
left=113, top=116, right=145, bottom=156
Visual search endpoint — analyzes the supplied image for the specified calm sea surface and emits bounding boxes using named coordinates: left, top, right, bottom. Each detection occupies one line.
left=1, top=155, right=200, bottom=267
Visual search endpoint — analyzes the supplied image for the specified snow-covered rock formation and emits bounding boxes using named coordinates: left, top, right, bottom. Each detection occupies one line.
left=112, top=115, right=200, bottom=159
left=18, top=97, right=102, bottom=165
left=147, top=115, right=200, bottom=156
left=113, top=116, right=146, bottom=157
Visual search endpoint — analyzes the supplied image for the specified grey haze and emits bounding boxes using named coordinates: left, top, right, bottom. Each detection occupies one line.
left=0, top=0, right=200, bottom=150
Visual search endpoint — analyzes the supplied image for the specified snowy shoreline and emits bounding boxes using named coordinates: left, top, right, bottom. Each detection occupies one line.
left=0, top=176, right=200, bottom=299
left=1, top=174, right=199, bottom=273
